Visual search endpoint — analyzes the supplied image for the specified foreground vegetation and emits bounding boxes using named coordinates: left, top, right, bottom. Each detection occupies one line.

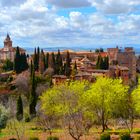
left=1, top=76, right=140, bottom=140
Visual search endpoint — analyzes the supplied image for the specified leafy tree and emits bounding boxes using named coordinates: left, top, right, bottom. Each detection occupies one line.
left=40, top=81, right=93, bottom=140
left=120, top=79, right=140, bottom=132
left=16, top=96, right=23, bottom=121
left=2, top=59, right=13, bottom=71
left=83, top=77, right=128, bottom=132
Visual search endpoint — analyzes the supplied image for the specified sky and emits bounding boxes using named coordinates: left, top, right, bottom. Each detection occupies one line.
left=0, top=0, right=140, bottom=49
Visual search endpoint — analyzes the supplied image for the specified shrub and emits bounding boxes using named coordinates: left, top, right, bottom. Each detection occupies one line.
left=120, top=133, right=131, bottom=140
left=100, top=133, right=110, bottom=140
left=47, top=136, right=59, bottom=140
left=29, top=137, right=39, bottom=140
left=24, top=113, right=30, bottom=122
left=0, top=105, right=9, bottom=129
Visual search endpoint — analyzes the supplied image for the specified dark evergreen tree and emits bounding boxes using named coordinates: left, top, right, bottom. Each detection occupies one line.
left=99, top=57, right=104, bottom=69
left=37, top=46, right=40, bottom=71
left=51, top=52, right=56, bottom=72
left=96, top=55, right=101, bottom=69
left=45, top=52, right=49, bottom=69
left=20, top=53, right=29, bottom=71
left=16, top=95, right=23, bottom=121
left=34, top=48, right=38, bottom=71
left=30, top=60, right=33, bottom=77
left=65, top=51, right=71, bottom=77
left=39, top=49, right=45, bottom=74
left=96, top=55, right=109, bottom=70
left=14, top=47, right=21, bottom=73
left=104, top=56, right=109, bottom=70
left=74, top=61, right=77, bottom=71
left=29, top=65, right=37, bottom=117
left=55, top=49, right=62, bottom=74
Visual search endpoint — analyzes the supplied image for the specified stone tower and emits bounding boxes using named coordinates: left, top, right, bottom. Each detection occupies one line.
left=4, top=34, right=12, bottom=48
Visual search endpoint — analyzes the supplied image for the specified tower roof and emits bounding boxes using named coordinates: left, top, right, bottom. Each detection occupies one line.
left=4, top=33, right=11, bottom=42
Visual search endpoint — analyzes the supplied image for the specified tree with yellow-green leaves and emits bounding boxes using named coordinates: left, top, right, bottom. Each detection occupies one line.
left=40, top=77, right=139, bottom=134
left=83, top=77, right=129, bottom=132
left=40, top=81, right=93, bottom=140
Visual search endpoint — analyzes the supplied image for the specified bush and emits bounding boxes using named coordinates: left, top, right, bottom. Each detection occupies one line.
left=24, top=113, right=30, bottom=122
left=100, top=133, right=110, bottom=140
left=29, top=137, right=39, bottom=140
left=47, top=136, right=59, bottom=140
left=0, top=105, right=9, bottom=129
left=120, top=133, right=131, bottom=140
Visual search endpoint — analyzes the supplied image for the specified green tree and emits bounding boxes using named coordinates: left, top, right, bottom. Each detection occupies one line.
left=71, top=61, right=77, bottom=77
left=14, top=47, right=21, bottom=73
left=65, top=51, right=71, bottom=77
left=39, top=49, right=45, bottom=74
left=45, top=52, right=49, bottom=69
left=40, top=81, right=93, bottom=140
left=0, top=104, right=9, bottom=130
left=55, top=49, right=63, bottom=74
left=34, top=48, right=38, bottom=71
left=29, top=65, right=37, bottom=117
left=51, top=52, right=56, bottom=73
left=16, top=96, right=23, bottom=121
left=20, top=53, right=29, bottom=71
left=37, top=46, right=40, bottom=71
left=2, top=59, right=13, bottom=71
left=83, top=77, right=128, bottom=132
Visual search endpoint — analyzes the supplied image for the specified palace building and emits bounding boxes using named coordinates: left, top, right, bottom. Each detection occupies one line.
left=0, top=34, right=25, bottom=61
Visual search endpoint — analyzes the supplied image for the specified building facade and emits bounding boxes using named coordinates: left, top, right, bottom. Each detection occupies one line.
left=107, top=47, right=136, bottom=83
left=0, top=34, right=25, bottom=61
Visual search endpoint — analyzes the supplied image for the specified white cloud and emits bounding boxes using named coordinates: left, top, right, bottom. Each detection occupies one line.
left=0, top=0, right=140, bottom=47
left=89, top=0, right=140, bottom=14
left=46, top=0, right=91, bottom=8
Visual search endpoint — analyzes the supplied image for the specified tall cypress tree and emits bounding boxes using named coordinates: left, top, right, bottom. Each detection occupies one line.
left=45, top=52, right=49, bottom=69
left=74, top=61, right=77, bottom=71
left=65, top=51, right=71, bottom=77
left=16, top=95, right=23, bottom=121
left=20, top=53, right=28, bottom=71
left=37, top=47, right=40, bottom=71
left=34, top=48, right=38, bottom=71
left=29, top=65, right=37, bottom=117
left=30, top=60, right=33, bottom=77
left=14, top=47, right=21, bottom=73
left=71, top=61, right=77, bottom=77
left=39, top=49, right=45, bottom=74
left=51, top=52, right=56, bottom=73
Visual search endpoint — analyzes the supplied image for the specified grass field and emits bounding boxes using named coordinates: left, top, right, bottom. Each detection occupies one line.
left=1, top=120, right=140, bottom=140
